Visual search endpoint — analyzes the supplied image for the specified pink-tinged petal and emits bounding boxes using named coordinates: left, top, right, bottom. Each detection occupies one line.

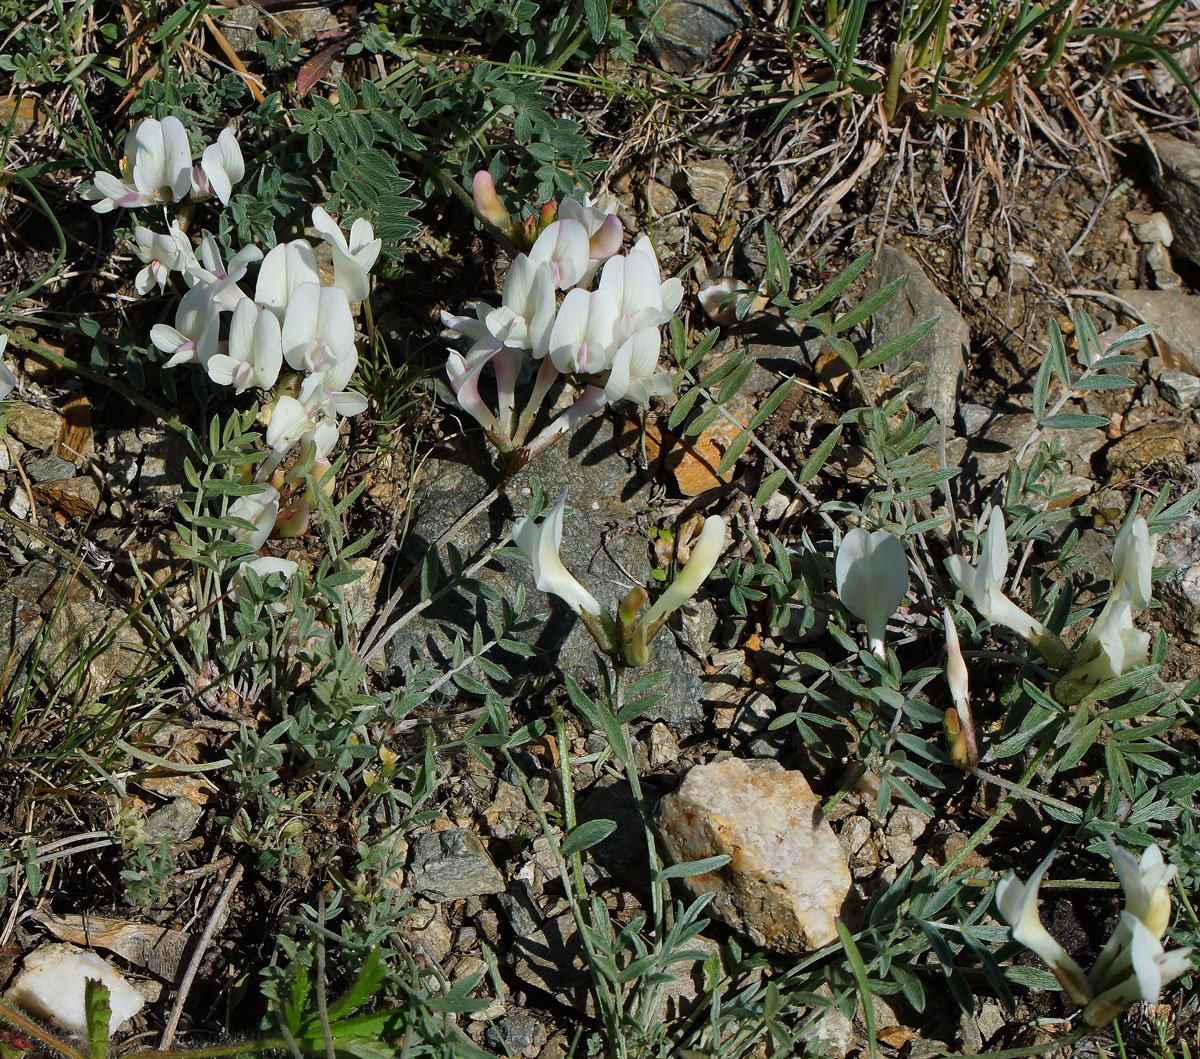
left=472, top=170, right=511, bottom=228
left=529, top=219, right=590, bottom=290
left=446, top=350, right=501, bottom=433
left=589, top=214, right=623, bottom=260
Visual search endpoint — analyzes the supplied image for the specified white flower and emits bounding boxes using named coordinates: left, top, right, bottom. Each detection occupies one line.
left=85, top=117, right=192, bottom=211
left=836, top=528, right=909, bottom=659
left=311, top=206, right=381, bottom=303
left=1111, top=516, right=1157, bottom=611
left=485, top=255, right=556, bottom=356
left=255, top=240, right=320, bottom=320
left=132, top=225, right=186, bottom=295
left=266, top=395, right=316, bottom=456
left=548, top=287, right=619, bottom=373
left=636, top=516, right=727, bottom=636
left=296, top=362, right=368, bottom=421
left=281, top=282, right=356, bottom=373
left=228, top=485, right=280, bottom=549
left=230, top=556, right=298, bottom=615
left=600, top=238, right=683, bottom=343
left=512, top=488, right=603, bottom=617
left=996, top=850, right=1092, bottom=1005
left=197, top=128, right=245, bottom=205
left=151, top=285, right=220, bottom=367
left=0, top=334, right=15, bottom=399
left=207, top=300, right=283, bottom=393
left=944, top=607, right=969, bottom=718
left=177, top=233, right=262, bottom=313
left=946, top=508, right=1046, bottom=642
left=558, top=197, right=623, bottom=284
left=1084, top=913, right=1193, bottom=1027
left=528, top=219, right=590, bottom=291
left=603, top=328, right=672, bottom=407
left=446, top=348, right=502, bottom=434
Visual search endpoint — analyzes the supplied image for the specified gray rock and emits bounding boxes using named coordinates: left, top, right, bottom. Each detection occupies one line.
left=1144, top=133, right=1200, bottom=267
left=1157, top=370, right=1200, bottom=409
left=145, top=797, right=204, bottom=842
left=952, top=408, right=1105, bottom=487
left=866, top=245, right=969, bottom=427
left=1157, top=512, right=1200, bottom=643
left=798, top=1006, right=855, bottom=1059
left=216, top=5, right=260, bottom=53
left=138, top=432, right=190, bottom=507
left=25, top=455, right=75, bottom=483
left=643, top=0, right=745, bottom=75
left=1121, top=289, right=1200, bottom=375
left=386, top=419, right=705, bottom=726
left=656, top=758, right=852, bottom=952
left=685, top=159, right=735, bottom=217
left=486, top=1012, right=547, bottom=1057
left=409, top=829, right=504, bottom=901
left=2, top=402, right=61, bottom=451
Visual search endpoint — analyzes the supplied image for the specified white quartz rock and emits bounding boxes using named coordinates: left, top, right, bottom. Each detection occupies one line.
left=5, top=943, right=145, bottom=1037
left=657, top=757, right=852, bottom=952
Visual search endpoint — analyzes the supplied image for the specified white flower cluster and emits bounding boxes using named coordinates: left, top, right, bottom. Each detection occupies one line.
left=85, top=120, right=380, bottom=563
left=443, top=187, right=681, bottom=464
left=947, top=508, right=1158, bottom=690
left=998, top=839, right=1192, bottom=1026
left=85, top=116, right=246, bottom=214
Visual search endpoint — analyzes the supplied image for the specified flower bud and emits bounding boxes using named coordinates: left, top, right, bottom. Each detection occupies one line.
left=472, top=170, right=511, bottom=229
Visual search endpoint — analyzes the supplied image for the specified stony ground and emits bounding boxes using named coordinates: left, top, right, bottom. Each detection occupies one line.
left=3, top=2, right=1200, bottom=1057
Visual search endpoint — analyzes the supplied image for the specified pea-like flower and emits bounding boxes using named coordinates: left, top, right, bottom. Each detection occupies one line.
left=311, top=207, right=381, bottom=303
left=996, top=840, right=1193, bottom=1027
left=996, top=849, right=1093, bottom=1005
left=151, top=285, right=219, bottom=368
left=227, top=485, right=280, bottom=549
left=836, top=528, right=909, bottom=659
left=281, top=283, right=356, bottom=374
left=85, top=116, right=192, bottom=212
left=194, top=128, right=245, bottom=206
left=548, top=288, right=619, bottom=374
left=947, top=508, right=1071, bottom=668
left=206, top=300, right=283, bottom=393
left=255, top=240, right=320, bottom=320
left=1062, top=516, right=1157, bottom=689
left=512, top=488, right=604, bottom=619
left=528, top=219, right=591, bottom=291
left=132, top=225, right=186, bottom=295
left=604, top=328, right=672, bottom=408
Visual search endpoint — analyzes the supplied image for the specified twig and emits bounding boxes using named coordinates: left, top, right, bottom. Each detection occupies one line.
left=159, top=861, right=245, bottom=1050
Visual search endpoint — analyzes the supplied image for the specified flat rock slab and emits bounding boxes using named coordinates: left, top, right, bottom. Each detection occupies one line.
left=1145, top=133, right=1200, bottom=267
left=409, top=828, right=504, bottom=901
left=866, top=245, right=969, bottom=428
left=1122, top=289, right=1200, bottom=376
left=387, top=417, right=705, bottom=726
left=656, top=757, right=851, bottom=953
